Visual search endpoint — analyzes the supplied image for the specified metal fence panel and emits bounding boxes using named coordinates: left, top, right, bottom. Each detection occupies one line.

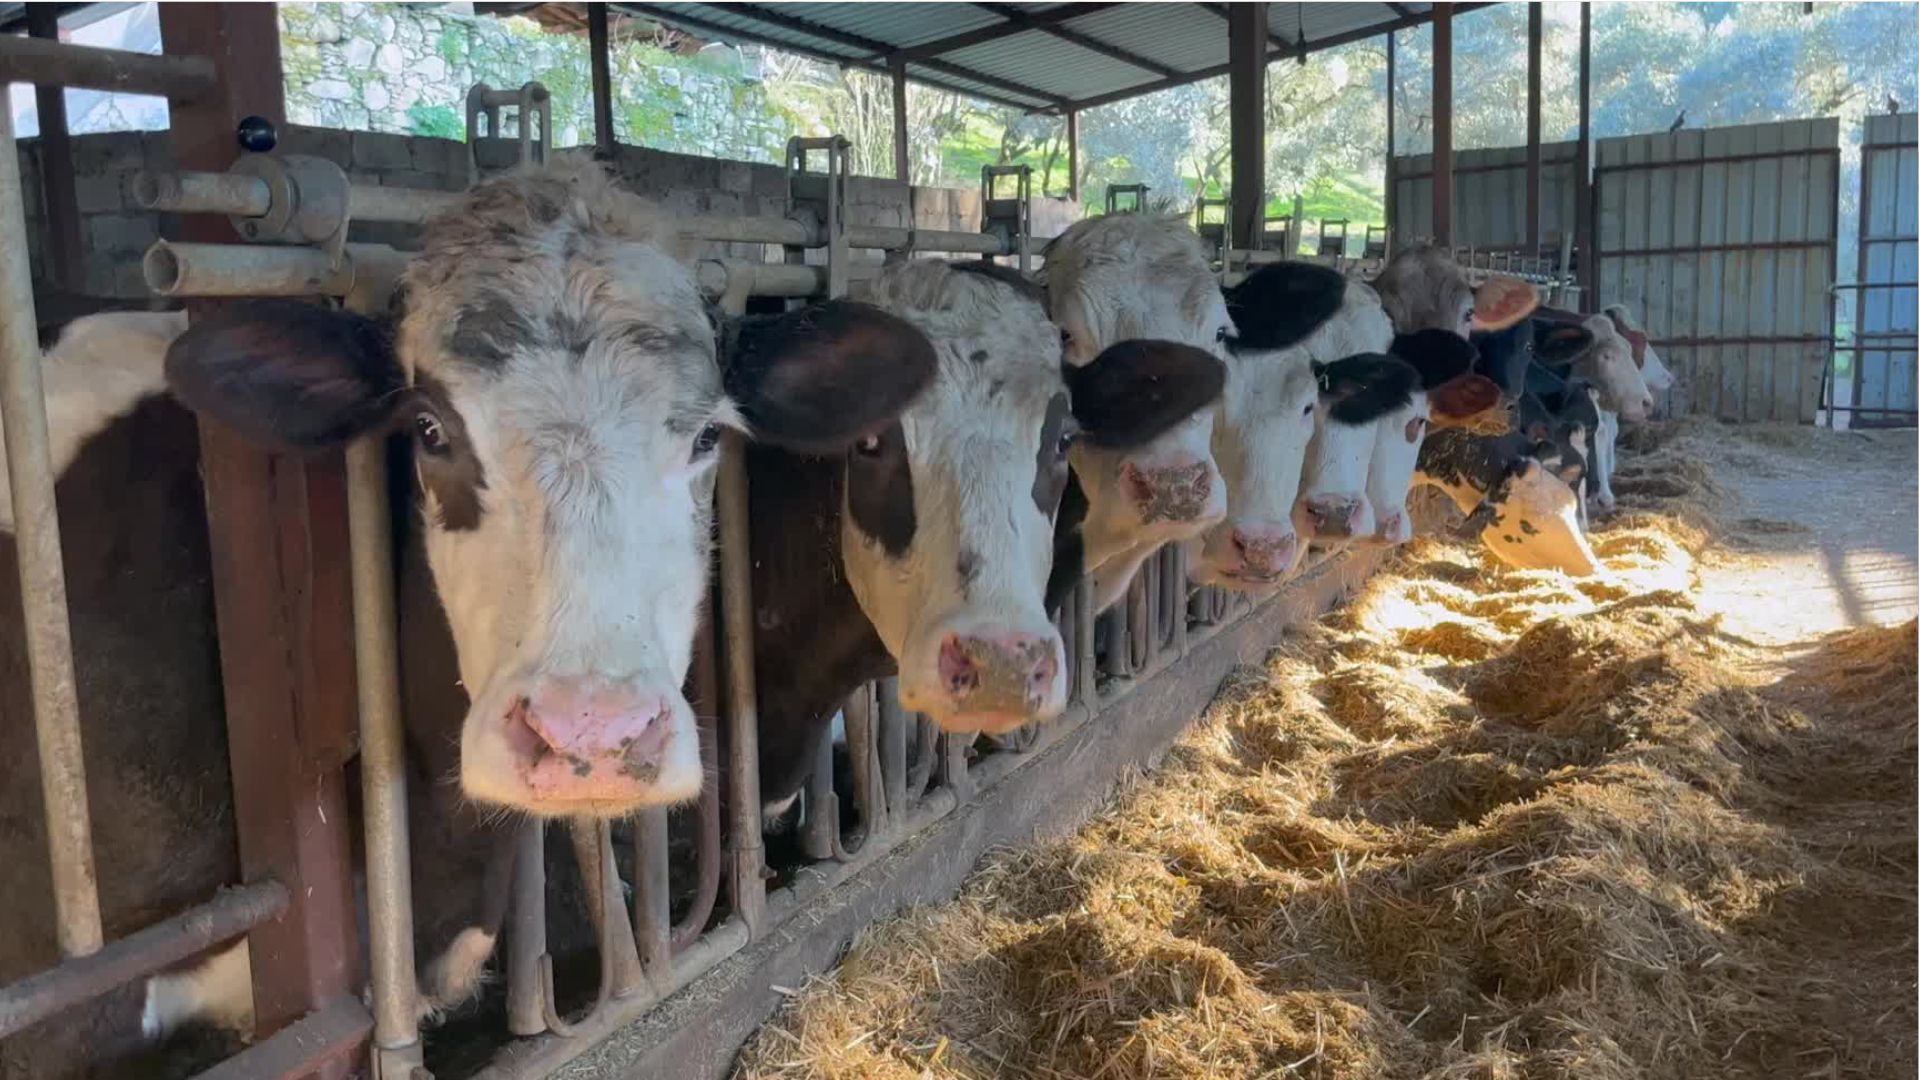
left=1852, top=112, right=1919, bottom=427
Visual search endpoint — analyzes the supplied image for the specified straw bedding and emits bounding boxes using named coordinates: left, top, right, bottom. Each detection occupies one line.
left=735, top=421, right=1917, bottom=1080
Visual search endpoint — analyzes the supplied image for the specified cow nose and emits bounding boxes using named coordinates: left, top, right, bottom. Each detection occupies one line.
left=1376, top=510, right=1413, bottom=546
left=1229, top=524, right=1298, bottom=579
left=510, top=678, right=675, bottom=799
left=1300, top=496, right=1365, bottom=538
left=1121, top=460, right=1213, bottom=523
left=937, top=631, right=1060, bottom=731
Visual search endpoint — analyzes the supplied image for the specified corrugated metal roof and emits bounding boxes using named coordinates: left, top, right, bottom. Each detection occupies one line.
left=755, top=2, right=1003, bottom=51
left=640, top=2, right=870, bottom=59
left=1064, top=4, right=1229, bottom=77
left=1267, top=2, right=1414, bottom=49
left=941, top=29, right=1156, bottom=102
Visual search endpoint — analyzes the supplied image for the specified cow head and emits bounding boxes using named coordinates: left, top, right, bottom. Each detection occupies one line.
left=1040, top=215, right=1231, bottom=585
left=1195, top=261, right=1394, bottom=586
left=1604, top=304, right=1673, bottom=414
left=1574, top=314, right=1655, bottom=422
left=164, top=160, right=934, bottom=818
left=1361, top=330, right=1486, bottom=546
left=1297, top=353, right=1419, bottom=545
left=1372, top=243, right=1536, bottom=338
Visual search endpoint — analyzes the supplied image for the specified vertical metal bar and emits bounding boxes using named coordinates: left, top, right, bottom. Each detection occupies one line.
left=1385, top=31, right=1397, bottom=251
left=1074, top=580, right=1097, bottom=704
left=1575, top=1, right=1595, bottom=311
left=506, top=821, right=547, bottom=1037
left=633, top=807, right=671, bottom=991
left=889, top=55, right=909, bottom=183
left=880, top=679, right=908, bottom=823
left=1126, top=559, right=1153, bottom=672
left=940, top=732, right=970, bottom=801
left=25, top=7, right=82, bottom=294
left=1525, top=2, right=1543, bottom=254
left=1432, top=2, right=1455, bottom=248
left=842, top=685, right=881, bottom=836
left=1066, top=108, right=1080, bottom=203
left=1227, top=1, right=1268, bottom=250
left=798, top=726, right=837, bottom=860
left=0, top=101, right=101, bottom=960
left=716, top=428, right=766, bottom=934
left=344, top=438, right=421, bottom=1071
left=587, top=3, right=615, bottom=158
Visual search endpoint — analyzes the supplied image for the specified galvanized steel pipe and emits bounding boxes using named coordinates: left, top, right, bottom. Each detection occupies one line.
left=343, top=438, right=422, bottom=1060
left=0, top=36, right=218, bottom=101
left=129, top=169, right=272, bottom=217
left=0, top=104, right=102, bottom=960
left=143, top=240, right=410, bottom=300
left=0, top=881, right=286, bottom=1037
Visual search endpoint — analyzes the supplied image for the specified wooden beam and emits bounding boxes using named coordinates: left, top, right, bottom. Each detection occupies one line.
left=887, top=3, right=1124, bottom=63
left=1431, top=2, right=1454, bottom=247
left=1575, top=1, right=1595, bottom=310
left=155, top=7, right=363, bottom=1074
left=612, top=3, right=1047, bottom=111
left=1525, top=2, right=1543, bottom=252
left=890, top=55, right=909, bottom=182
left=965, top=2, right=1179, bottom=78
left=588, top=2, right=616, bottom=157
left=1385, top=29, right=1397, bottom=247
left=1066, top=3, right=1495, bottom=115
left=1228, top=2, right=1268, bottom=249
left=25, top=5, right=81, bottom=294
left=1066, top=108, right=1080, bottom=202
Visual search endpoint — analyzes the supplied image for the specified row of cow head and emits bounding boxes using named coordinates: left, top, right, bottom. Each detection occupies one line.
left=157, top=161, right=1524, bottom=820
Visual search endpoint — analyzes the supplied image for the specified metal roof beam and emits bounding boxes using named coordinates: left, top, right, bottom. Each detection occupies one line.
left=1069, top=1, right=1495, bottom=114
left=710, top=2, right=1071, bottom=107
left=611, top=3, right=1051, bottom=111
left=887, top=2, right=1123, bottom=63
left=964, top=2, right=1180, bottom=79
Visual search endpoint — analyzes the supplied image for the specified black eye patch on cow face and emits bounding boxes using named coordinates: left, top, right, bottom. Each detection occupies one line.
left=409, top=374, right=487, bottom=532
left=1031, top=391, right=1074, bottom=517
left=724, top=299, right=936, bottom=455
left=1065, top=340, right=1225, bottom=449
left=1223, top=261, right=1347, bottom=352
left=1534, top=321, right=1595, bottom=365
left=846, top=421, right=915, bottom=558
left=1313, top=353, right=1418, bottom=425
left=164, top=299, right=406, bottom=454
left=1390, top=329, right=1480, bottom=390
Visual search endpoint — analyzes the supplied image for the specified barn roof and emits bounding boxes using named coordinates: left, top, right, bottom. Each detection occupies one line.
left=478, top=2, right=1491, bottom=114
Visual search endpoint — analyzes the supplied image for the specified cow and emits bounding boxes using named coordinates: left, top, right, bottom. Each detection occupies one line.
left=746, top=259, right=1224, bottom=812
left=1526, top=308, right=1656, bottom=517
left=1591, top=304, right=1674, bottom=515
left=1361, top=329, right=1488, bottom=546
left=1192, top=261, right=1397, bottom=586
left=1370, top=241, right=1541, bottom=343
left=1040, top=214, right=1235, bottom=612
left=1, top=159, right=936, bottom=1077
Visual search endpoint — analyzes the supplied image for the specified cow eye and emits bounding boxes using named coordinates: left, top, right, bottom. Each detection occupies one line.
left=1301, top=401, right=1315, bottom=418
left=1215, top=325, right=1230, bottom=343
left=1056, top=428, right=1077, bottom=456
left=854, top=433, right=883, bottom=457
left=1059, top=328, right=1073, bottom=350
left=690, top=423, right=721, bottom=461
left=414, top=411, right=450, bottom=455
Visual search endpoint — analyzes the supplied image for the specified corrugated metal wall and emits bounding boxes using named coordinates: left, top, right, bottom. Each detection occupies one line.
left=1595, top=118, right=1839, bottom=423
left=1852, top=112, right=1918, bottom=426
left=1390, top=141, right=1579, bottom=251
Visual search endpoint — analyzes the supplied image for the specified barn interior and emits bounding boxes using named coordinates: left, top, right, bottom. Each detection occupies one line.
left=0, top=4, right=1914, bottom=1079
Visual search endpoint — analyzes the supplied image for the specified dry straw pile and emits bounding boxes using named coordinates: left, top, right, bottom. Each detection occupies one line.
left=737, top=421, right=1916, bottom=1080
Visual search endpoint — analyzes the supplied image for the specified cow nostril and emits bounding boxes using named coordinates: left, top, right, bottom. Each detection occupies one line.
left=939, top=636, right=982, bottom=698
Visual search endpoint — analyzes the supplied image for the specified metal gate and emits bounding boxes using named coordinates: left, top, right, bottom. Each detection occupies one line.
left=1595, top=118, right=1840, bottom=423
left=1846, top=112, right=1918, bottom=427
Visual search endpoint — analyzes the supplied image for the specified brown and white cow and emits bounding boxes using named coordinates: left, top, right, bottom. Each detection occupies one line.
left=2, top=159, right=935, bottom=1075
left=747, top=260, right=1224, bottom=810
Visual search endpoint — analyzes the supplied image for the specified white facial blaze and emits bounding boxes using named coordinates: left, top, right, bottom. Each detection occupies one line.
left=1299, top=405, right=1381, bottom=540
left=1580, top=315, right=1654, bottom=422
left=1364, top=390, right=1431, bottom=546
left=842, top=263, right=1068, bottom=730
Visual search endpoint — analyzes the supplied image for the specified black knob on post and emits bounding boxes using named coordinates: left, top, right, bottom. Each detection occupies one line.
left=236, top=115, right=278, bottom=153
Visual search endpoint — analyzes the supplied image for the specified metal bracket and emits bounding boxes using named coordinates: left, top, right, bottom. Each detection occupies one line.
left=785, top=135, right=850, bottom=299
left=981, top=164, right=1031, bottom=273
left=227, top=153, right=351, bottom=268
left=1106, top=183, right=1149, bottom=215
left=1195, top=196, right=1230, bottom=264
left=466, top=81, right=552, bottom=175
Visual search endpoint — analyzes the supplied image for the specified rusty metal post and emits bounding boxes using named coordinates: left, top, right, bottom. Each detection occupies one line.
left=1432, top=2, right=1455, bottom=248
left=716, top=427, right=767, bottom=933
left=1385, top=31, right=1397, bottom=250
left=506, top=822, right=547, bottom=1037
left=1574, top=2, right=1595, bottom=311
left=587, top=3, right=615, bottom=158
left=344, top=437, right=422, bottom=1075
left=1525, top=2, right=1544, bottom=253
left=0, top=92, right=102, bottom=961
left=890, top=55, right=909, bottom=182
left=1226, top=1, right=1268, bottom=250
left=157, top=7, right=362, bottom=1063
left=1066, top=108, right=1079, bottom=203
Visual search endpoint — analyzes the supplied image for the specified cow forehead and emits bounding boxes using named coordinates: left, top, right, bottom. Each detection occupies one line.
left=1043, top=215, right=1222, bottom=340
left=867, top=262, right=1064, bottom=425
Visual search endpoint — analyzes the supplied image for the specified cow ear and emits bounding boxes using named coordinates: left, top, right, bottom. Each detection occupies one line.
left=164, top=300, right=405, bottom=453
left=1469, top=275, right=1540, bottom=331
left=723, top=299, right=936, bottom=454
left=1316, top=353, right=1417, bottom=424
left=1535, top=323, right=1594, bottom=364
left=1428, top=373, right=1505, bottom=427
left=1390, top=328, right=1479, bottom=390
left=1224, top=261, right=1347, bottom=351
left=1066, top=339, right=1224, bottom=449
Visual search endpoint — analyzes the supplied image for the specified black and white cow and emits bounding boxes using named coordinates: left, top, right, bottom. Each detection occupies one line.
left=1360, top=329, right=1489, bottom=546
left=1, top=160, right=936, bottom=1076
left=748, top=259, right=1224, bottom=810
left=1040, top=214, right=1235, bottom=611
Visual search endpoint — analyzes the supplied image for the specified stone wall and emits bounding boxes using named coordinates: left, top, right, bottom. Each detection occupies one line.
left=16, top=124, right=1080, bottom=304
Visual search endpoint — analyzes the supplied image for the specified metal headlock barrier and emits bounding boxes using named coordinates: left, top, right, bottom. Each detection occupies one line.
left=2, top=28, right=1381, bottom=1080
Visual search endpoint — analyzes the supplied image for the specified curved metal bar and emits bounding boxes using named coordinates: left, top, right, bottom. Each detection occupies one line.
left=537, top=822, right=622, bottom=1037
